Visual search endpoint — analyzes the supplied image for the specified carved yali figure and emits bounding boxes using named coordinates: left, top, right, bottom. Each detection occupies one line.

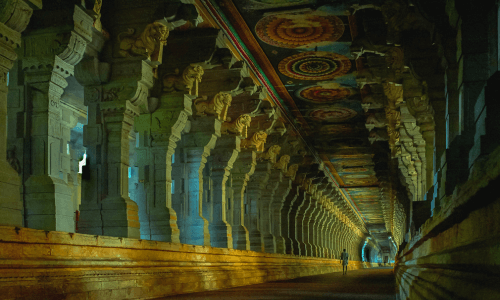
left=194, top=92, right=232, bottom=121
left=285, top=164, right=299, bottom=179
left=221, top=114, right=251, bottom=138
left=162, top=64, right=204, bottom=95
left=258, top=144, right=281, bottom=163
left=118, top=21, right=169, bottom=60
left=273, top=155, right=290, bottom=172
left=241, top=131, right=268, bottom=152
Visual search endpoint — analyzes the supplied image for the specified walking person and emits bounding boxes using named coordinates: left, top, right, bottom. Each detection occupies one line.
left=340, top=249, right=349, bottom=275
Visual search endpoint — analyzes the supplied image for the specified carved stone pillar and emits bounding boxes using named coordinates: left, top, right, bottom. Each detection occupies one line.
left=20, top=5, right=92, bottom=232
left=182, top=116, right=220, bottom=246
left=295, top=178, right=313, bottom=256
left=270, top=163, right=295, bottom=254
left=245, top=163, right=268, bottom=252
left=230, top=149, right=255, bottom=250
left=134, top=94, right=193, bottom=242
left=259, top=165, right=282, bottom=253
left=281, top=180, right=300, bottom=255
left=209, top=134, right=240, bottom=248
left=0, top=0, right=40, bottom=227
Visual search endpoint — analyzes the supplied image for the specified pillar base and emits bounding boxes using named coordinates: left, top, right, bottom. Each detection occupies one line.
left=24, top=174, right=74, bottom=232
left=249, top=230, right=263, bottom=252
left=181, top=216, right=210, bottom=246
left=263, top=234, right=276, bottom=253
left=232, top=224, right=249, bottom=250
left=149, top=208, right=180, bottom=243
left=0, top=161, right=23, bottom=227
left=101, top=196, right=140, bottom=239
left=209, top=222, right=233, bottom=249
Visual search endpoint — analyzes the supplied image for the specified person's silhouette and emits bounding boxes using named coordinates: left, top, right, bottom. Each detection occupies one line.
left=340, top=249, right=349, bottom=275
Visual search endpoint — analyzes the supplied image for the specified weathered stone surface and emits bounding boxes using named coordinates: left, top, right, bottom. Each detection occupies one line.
left=0, top=226, right=373, bottom=299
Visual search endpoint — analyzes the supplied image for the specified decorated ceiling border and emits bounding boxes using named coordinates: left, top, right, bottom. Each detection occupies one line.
left=198, top=0, right=367, bottom=230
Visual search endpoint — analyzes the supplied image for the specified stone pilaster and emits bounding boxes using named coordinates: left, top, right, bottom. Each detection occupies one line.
left=230, top=150, right=255, bottom=250
left=134, top=93, right=193, bottom=242
left=260, top=168, right=281, bottom=253
left=209, top=135, right=240, bottom=248
left=0, top=0, right=40, bottom=226
left=246, top=161, right=271, bottom=252
left=282, top=181, right=300, bottom=255
left=270, top=173, right=292, bottom=254
left=21, top=5, right=93, bottom=232
left=182, top=116, right=220, bottom=246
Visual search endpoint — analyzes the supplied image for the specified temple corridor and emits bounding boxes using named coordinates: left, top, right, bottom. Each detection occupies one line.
left=1, top=0, right=500, bottom=299
left=159, top=267, right=396, bottom=300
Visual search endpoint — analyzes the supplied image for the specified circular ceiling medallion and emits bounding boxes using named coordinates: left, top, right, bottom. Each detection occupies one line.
left=309, top=107, right=357, bottom=122
left=255, top=14, right=345, bottom=49
left=278, top=52, right=352, bottom=80
left=297, top=85, right=351, bottom=103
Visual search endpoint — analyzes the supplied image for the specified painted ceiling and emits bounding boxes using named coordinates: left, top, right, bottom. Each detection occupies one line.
left=210, top=0, right=390, bottom=246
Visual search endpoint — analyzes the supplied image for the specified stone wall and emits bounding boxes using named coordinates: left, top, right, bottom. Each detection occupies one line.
left=395, top=146, right=500, bottom=300
left=0, top=226, right=375, bottom=299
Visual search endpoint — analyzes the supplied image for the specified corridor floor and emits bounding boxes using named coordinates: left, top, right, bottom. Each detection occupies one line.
left=160, top=267, right=396, bottom=300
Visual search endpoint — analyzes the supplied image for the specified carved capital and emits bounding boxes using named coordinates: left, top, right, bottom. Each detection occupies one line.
left=194, top=91, right=232, bottom=121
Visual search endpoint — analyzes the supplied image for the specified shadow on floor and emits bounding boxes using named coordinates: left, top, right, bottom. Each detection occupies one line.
left=158, top=267, right=396, bottom=300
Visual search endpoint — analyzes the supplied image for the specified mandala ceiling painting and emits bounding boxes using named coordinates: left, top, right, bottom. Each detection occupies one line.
left=220, top=0, right=389, bottom=227
left=255, top=13, right=345, bottom=49
left=296, top=84, right=354, bottom=103
left=278, top=51, right=352, bottom=81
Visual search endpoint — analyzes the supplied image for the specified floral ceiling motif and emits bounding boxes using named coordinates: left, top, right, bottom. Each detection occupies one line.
left=278, top=51, right=352, bottom=81
left=255, top=13, right=344, bottom=49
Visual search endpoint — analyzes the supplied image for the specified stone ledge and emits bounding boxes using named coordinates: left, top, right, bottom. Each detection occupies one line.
left=0, top=226, right=374, bottom=299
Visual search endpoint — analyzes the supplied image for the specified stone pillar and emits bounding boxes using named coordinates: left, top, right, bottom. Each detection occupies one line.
left=259, top=167, right=281, bottom=253
left=230, top=150, right=255, bottom=250
left=0, top=0, right=40, bottom=227
left=209, top=135, right=240, bottom=248
left=282, top=181, right=300, bottom=255
left=182, top=116, right=220, bottom=246
left=315, top=200, right=327, bottom=258
left=270, top=163, right=295, bottom=254
left=296, top=179, right=313, bottom=256
left=134, top=93, right=193, bottom=242
left=21, top=5, right=92, bottom=232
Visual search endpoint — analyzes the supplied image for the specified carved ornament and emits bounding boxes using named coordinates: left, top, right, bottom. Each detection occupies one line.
left=194, top=92, right=232, bottom=121
left=285, top=164, right=299, bottom=180
left=221, top=114, right=251, bottom=138
left=273, top=155, right=290, bottom=172
left=241, top=131, right=267, bottom=152
left=162, top=64, right=204, bottom=96
left=118, top=21, right=169, bottom=62
left=259, top=144, right=281, bottom=164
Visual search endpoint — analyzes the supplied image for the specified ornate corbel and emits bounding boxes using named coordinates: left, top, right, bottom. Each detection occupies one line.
left=241, top=131, right=267, bottom=152
left=285, top=164, right=299, bottom=180
left=117, top=21, right=169, bottom=63
left=220, top=114, right=251, bottom=138
left=194, top=91, right=232, bottom=121
left=273, top=155, right=290, bottom=172
left=258, top=144, right=281, bottom=163
left=162, top=63, right=204, bottom=96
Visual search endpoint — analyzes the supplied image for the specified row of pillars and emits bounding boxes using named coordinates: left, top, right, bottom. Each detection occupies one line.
left=0, top=1, right=364, bottom=261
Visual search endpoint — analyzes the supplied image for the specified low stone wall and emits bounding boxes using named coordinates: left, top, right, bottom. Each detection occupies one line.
left=0, top=226, right=372, bottom=299
left=395, top=148, right=500, bottom=300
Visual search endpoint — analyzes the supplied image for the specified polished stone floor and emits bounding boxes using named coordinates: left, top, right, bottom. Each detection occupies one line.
left=160, top=267, right=396, bottom=300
